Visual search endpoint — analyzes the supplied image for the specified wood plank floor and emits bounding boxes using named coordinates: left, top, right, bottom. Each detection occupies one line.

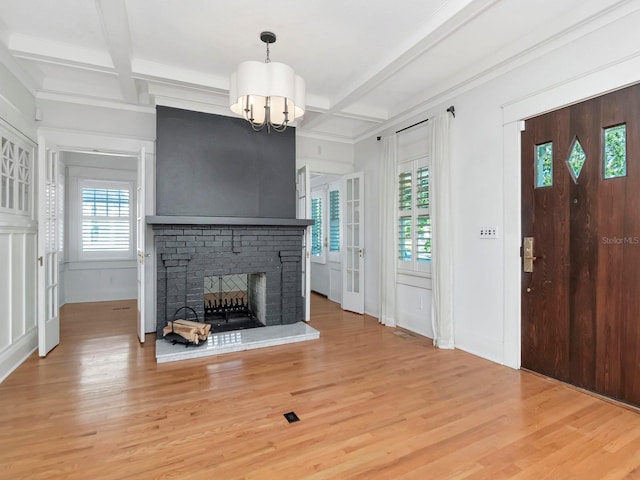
left=1, top=294, right=640, bottom=479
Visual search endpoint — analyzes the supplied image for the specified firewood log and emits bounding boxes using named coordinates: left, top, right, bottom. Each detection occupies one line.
left=174, top=319, right=211, bottom=337
left=163, top=322, right=199, bottom=344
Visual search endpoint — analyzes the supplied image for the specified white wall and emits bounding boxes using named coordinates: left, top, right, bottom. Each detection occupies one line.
left=0, top=60, right=38, bottom=382
left=355, top=7, right=640, bottom=366
left=297, top=135, right=354, bottom=175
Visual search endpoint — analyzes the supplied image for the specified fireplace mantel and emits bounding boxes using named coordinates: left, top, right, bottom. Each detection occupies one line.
left=146, top=215, right=313, bottom=227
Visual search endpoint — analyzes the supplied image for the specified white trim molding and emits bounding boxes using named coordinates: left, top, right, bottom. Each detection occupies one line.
left=0, top=327, right=37, bottom=384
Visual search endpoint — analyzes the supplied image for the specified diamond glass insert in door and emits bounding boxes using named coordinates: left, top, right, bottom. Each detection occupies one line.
left=567, top=137, right=586, bottom=181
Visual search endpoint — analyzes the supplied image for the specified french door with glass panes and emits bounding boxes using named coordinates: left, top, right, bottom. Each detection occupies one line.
left=342, top=172, right=364, bottom=314
left=37, top=138, right=60, bottom=356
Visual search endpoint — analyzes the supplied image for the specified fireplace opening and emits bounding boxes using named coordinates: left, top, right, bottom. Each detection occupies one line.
left=204, top=273, right=266, bottom=333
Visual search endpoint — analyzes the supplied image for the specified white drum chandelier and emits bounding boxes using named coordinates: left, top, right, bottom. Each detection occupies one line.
left=229, top=31, right=305, bottom=133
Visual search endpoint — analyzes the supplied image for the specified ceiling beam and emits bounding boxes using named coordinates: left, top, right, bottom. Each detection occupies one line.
left=9, top=33, right=113, bottom=71
left=302, top=0, right=500, bottom=130
left=95, top=0, right=138, bottom=103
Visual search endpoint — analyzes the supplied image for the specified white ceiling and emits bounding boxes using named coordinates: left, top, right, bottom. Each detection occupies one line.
left=0, top=0, right=631, bottom=142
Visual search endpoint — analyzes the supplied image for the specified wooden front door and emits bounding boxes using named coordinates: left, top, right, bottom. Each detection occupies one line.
left=521, top=83, right=640, bottom=406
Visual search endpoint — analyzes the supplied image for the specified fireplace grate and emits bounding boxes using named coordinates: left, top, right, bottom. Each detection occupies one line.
left=204, top=274, right=251, bottom=321
left=204, top=297, right=249, bottom=315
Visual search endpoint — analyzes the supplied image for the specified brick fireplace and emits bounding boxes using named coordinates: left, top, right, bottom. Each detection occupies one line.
left=149, top=218, right=311, bottom=336
left=150, top=107, right=312, bottom=340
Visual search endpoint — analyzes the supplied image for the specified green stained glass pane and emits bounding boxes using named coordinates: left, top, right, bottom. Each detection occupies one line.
left=535, top=142, right=553, bottom=188
left=604, top=124, right=626, bottom=179
left=567, top=138, right=586, bottom=181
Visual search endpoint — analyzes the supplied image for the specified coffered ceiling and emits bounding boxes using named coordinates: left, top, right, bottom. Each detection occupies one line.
left=0, top=0, right=633, bottom=142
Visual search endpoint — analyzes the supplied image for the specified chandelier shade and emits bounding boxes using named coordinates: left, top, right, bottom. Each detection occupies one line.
left=229, top=32, right=305, bottom=132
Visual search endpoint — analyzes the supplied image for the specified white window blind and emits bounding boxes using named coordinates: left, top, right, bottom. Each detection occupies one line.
left=80, top=182, right=132, bottom=257
left=311, top=196, right=322, bottom=257
left=397, top=160, right=431, bottom=274
left=398, top=170, right=412, bottom=261
left=329, top=189, right=340, bottom=253
left=416, top=166, right=431, bottom=263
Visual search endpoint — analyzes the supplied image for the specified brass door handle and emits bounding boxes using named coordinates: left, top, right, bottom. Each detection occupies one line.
left=523, top=237, right=536, bottom=272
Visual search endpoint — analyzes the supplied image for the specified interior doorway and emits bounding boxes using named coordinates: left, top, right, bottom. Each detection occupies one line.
left=59, top=150, right=139, bottom=306
left=521, top=83, right=640, bottom=406
left=307, top=171, right=365, bottom=315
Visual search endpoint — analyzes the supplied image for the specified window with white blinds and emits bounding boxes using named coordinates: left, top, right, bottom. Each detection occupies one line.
left=311, top=189, right=327, bottom=264
left=398, top=170, right=412, bottom=261
left=311, top=196, right=323, bottom=257
left=397, top=159, right=431, bottom=274
left=329, top=189, right=340, bottom=253
left=79, top=180, right=133, bottom=258
left=416, top=166, right=431, bottom=264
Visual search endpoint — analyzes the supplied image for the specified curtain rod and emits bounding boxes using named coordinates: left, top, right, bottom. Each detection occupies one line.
left=377, top=105, right=455, bottom=140
left=395, top=117, right=428, bottom=134
left=395, top=105, right=456, bottom=133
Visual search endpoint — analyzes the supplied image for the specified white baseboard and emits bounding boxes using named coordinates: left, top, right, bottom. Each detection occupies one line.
left=397, top=310, right=434, bottom=339
left=0, top=328, right=37, bottom=384
left=455, top=326, right=508, bottom=367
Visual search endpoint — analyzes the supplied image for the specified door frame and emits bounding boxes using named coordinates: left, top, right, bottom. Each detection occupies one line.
left=296, top=166, right=311, bottom=321
left=36, top=128, right=155, bottom=336
left=136, top=147, right=146, bottom=343
left=500, top=56, right=640, bottom=369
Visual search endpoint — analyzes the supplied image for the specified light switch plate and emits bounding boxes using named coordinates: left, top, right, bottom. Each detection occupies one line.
left=479, top=227, right=498, bottom=239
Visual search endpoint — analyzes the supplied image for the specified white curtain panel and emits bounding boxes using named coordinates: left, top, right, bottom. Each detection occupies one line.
left=378, top=135, right=398, bottom=326
left=430, top=113, right=455, bottom=348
